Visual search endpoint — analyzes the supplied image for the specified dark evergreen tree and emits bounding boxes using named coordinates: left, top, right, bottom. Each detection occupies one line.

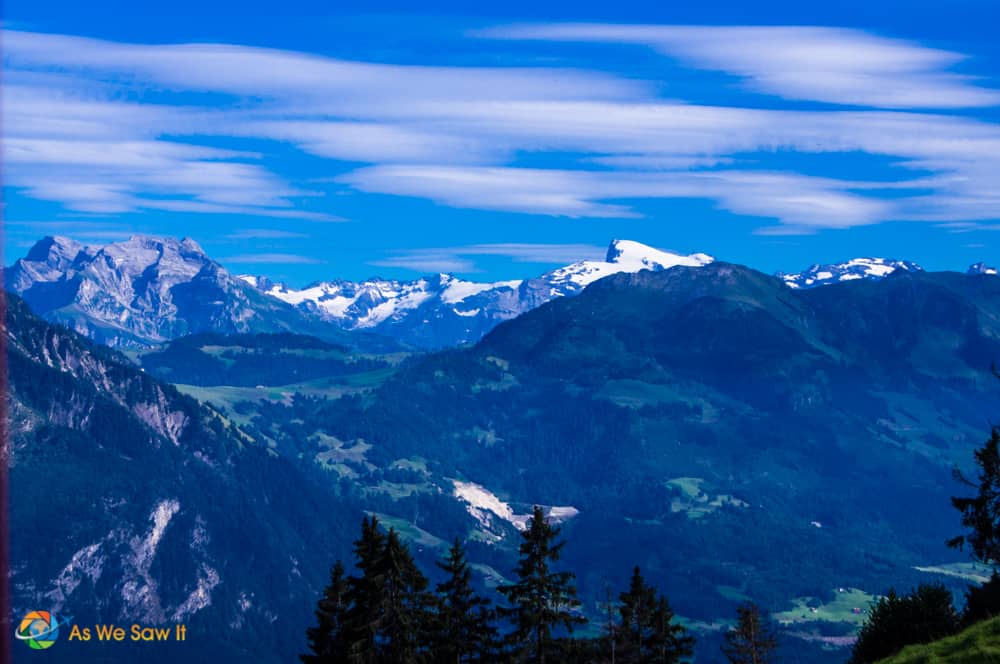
left=376, top=529, right=434, bottom=663
left=949, top=425, right=1000, bottom=565
left=600, top=582, right=619, bottom=664
left=345, top=515, right=387, bottom=663
left=618, top=566, right=657, bottom=663
left=618, top=567, right=693, bottom=663
left=649, top=596, right=694, bottom=663
left=849, top=584, right=958, bottom=664
left=499, top=505, right=586, bottom=663
left=963, top=571, right=1000, bottom=626
left=434, top=538, right=498, bottom=663
left=302, top=561, right=351, bottom=664
left=721, top=602, right=778, bottom=664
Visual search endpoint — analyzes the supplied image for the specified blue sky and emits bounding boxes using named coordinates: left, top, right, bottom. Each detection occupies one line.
left=4, top=0, right=1000, bottom=285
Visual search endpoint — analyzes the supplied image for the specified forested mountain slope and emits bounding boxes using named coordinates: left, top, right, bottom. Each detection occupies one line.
left=245, top=263, right=1000, bottom=653
left=4, top=293, right=360, bottom=663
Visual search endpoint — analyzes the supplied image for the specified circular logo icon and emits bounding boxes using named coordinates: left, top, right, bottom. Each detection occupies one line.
left=16, top=611, right=62, bottom=650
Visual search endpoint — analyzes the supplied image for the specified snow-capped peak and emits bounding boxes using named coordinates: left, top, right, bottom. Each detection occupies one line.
left=439, top=274, right=523, bottom=305
left=606, top=239, right=714, bottom=270
left=242, top=239, right=713, bottom=346
left=778, top=258, right=923, bottom=290
left=547, top=240, right=714, bottom=290
left=968, top=262, right=999, bottom=276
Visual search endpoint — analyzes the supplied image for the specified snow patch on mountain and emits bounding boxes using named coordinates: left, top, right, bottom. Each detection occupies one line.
left=255, top=274, right=524, bottom=328
left=546, top=240, right=714, bottom=290
left=451, top=480, right=579, bottom=535
left=9, top=235, right=714, bottom=350
left=452, top=480, right=524, bottom=531
left=242, top=239, right=713, bottom=348
left=441, top=277, right=523, bottom=304
left=968, top=262, right=999, bottom=275
left=547, top=506, right=581, bottom=522
left=779, top=258, right=923, bottom=289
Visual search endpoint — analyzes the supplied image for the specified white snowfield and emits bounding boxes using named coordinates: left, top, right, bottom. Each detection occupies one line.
left=779, top=257, right=924, bottom=289
left=451, top=479, right=579, bottom=534
left=545, top=240, right=713, bottom=289
left=244, top=239, right=715, bottom=331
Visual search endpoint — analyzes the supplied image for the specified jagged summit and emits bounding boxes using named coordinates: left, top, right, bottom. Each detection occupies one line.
left=242, top=239, right=714, bottom=348
left=5, top=235, right=337, bottom=348
left=968, top=262, right=998, bottom=275
left=778, top=257, right=923, bottom=289
left=17, top=234, right=991, bottom=351
left=23, top=235, right=90, bottom=264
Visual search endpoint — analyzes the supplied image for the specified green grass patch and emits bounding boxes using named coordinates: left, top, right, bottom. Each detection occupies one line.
left=372, top=513, right=447, bottom=551
left=371, top=481, right=435, bottom=499
left=775, top=588, right=876, bottom=628
left=878, top=615, right=1000, bottom=663
left=597, top=379, right=678, bottom=408
left=470, top=563, right=511, bottom=590
left=717, top=585, right=751, bottom=602
left=315, top=434, right=371, bottom=467
left=664, top=477, right=748, bottom=520
left=176, top=366, right=396, bottom=414
left=389, top=457, right=429, bottom=474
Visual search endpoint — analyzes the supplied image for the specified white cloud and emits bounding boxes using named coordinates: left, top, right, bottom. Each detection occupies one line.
left=237, top=121, right=501, bottom=164
left=4, top=27, right=1000, bottom=232
left=457, top=243, right=607, bottom=263
left=342, top=165, right=897, bottom=228
left=2, top=29, right=640, bottom=105
left=373, top=243, right=607, bottom=273
left=478, top=24, right=1000, bottom=109
left=2, top=82, right=322, bottom=217
left=2, top=220, right=134, bottom=243
left=370, top=251, right=478, bottom=273
left=225, top=229, right=310, bottom=239
left=221, top=253, right=324, bottom=264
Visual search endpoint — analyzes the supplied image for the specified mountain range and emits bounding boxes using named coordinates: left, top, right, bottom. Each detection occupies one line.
left=10, top=234, right=993, bottom=350
left=10, top=242, right=1000, bottom=661
left=3, top=235, right=393, bottom=351
left=239, top=239, right=714, bottom=348
left=262, top=259, right=1000, bottom=659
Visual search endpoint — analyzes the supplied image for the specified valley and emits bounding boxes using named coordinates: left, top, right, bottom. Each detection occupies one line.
left=7, top=238, right=1000, bottom=662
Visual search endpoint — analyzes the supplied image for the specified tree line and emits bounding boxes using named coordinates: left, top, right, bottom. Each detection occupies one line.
left=848, top=421, right=1000, bottom=663
left=302, top=505, right=778, bottom=663
left=304, top=404, right=1000, bottom=663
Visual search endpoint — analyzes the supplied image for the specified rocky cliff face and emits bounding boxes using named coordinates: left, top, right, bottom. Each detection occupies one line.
left=4, top=293, right=356, bottom=663
left=5, top=235, right=361, bottom=349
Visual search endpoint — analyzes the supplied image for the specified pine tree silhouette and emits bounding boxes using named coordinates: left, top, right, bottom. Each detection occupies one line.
left=433, top=538, right=499, bottom=663
left=301, top=561, right=350, bottom=664
left=499, top=505, right=586, bottom=663
left=722, top=602, right=778, bottom=664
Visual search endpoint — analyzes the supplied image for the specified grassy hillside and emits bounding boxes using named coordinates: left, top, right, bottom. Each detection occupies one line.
left=879, top=617, right=1000, bottom=663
